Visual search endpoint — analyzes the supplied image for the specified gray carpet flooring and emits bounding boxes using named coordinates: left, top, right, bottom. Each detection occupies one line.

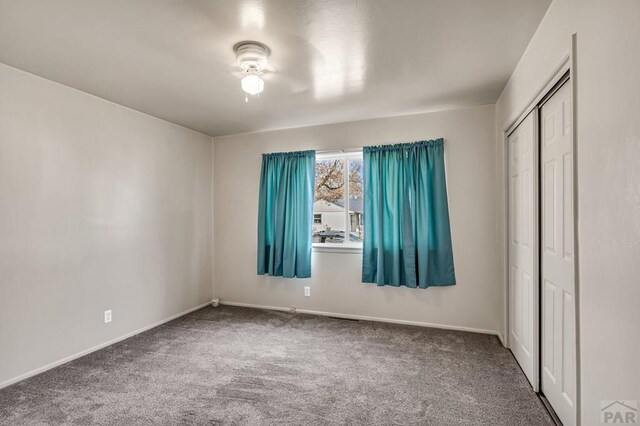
left=0, top=306, right=553, bottom=425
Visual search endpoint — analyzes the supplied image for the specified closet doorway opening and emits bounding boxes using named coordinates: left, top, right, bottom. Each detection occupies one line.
left=506, top=66, right=578, bottom=426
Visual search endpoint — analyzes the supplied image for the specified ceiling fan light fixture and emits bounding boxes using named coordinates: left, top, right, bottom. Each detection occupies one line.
left=234, top=41, right=270, bottom=100
left=241, top=73, right=264, bottom=95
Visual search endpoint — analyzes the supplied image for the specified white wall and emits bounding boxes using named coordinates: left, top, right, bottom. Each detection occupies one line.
left=213, top=105, right=499, bottom=334
left=495, top=1, right=640, bottom=423
left=0, top=63, right=214, bottom=386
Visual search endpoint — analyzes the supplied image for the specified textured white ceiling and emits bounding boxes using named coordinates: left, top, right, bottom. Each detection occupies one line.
left=0, top=0, right=550, bottom=136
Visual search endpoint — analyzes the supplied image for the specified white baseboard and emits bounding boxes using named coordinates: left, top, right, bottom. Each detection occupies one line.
left=496, top=331, right=507, bottom=347
left=0, top=300, right=212, bottom=390
left=1, top=300, right=503, bottom=390
left=219, top=300, right=501, bottom=337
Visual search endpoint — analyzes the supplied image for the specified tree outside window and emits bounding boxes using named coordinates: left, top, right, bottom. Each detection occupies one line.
left=313, top=154, right=363, bottom=246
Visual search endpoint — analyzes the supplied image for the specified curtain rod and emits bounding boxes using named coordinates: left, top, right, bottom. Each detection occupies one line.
left=316, top=147, right=363, bottom=155
left=317, top=138, right=444, bottom=155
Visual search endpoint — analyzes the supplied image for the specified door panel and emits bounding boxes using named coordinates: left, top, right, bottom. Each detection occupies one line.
left=542, top=279, right=556, bottom=381
left=543, top=160, right=556, bottom=253
left=541, top=81, right=576, bottom=426
left=508, top=111, right=537, bottom=388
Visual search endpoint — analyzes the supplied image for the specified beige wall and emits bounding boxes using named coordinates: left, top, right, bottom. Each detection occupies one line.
left=213, top=105, right=500, bottom=335
left=495, top=1, right=640, bottom=423
left=0, top=63, right=214, bottom=386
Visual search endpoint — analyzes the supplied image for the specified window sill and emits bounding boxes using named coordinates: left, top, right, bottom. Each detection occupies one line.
left=312, top=243, right=363, bottom=254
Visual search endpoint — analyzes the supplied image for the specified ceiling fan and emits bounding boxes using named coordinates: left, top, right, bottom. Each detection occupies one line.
left=232, top=41, right=271, bottom=102
left=231, top=40, right=311, bottom=102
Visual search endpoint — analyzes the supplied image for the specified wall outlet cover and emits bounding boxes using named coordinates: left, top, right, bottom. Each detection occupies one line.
left=104, top=310, right=112, bottom=324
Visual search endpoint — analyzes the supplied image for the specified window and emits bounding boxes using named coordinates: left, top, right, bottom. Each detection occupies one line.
left=313, top=152, right=363, bottom=248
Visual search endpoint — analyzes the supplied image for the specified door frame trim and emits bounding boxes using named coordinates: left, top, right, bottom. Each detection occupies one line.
left=570, top=33, right=581, bottom=426
left=505, top=54, right=570, bottom=137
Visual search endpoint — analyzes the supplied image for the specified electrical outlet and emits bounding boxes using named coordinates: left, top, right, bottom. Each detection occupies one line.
left=104, top=310, right=112, bottom=324
left=304, top=286, right=310, bottom=297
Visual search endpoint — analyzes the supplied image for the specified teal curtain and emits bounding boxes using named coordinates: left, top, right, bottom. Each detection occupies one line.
left=257, top=150, right=315, bottom=278
left=362, top=139, right=455, bottom=288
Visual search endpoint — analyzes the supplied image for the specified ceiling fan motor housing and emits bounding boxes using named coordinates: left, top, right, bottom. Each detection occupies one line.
left=234, top=41, right=269, bottom=72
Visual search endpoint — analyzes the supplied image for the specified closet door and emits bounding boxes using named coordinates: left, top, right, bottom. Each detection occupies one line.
left=540, top=80, right=576, bottom=426
left=508, top=111, right=537, bottom=388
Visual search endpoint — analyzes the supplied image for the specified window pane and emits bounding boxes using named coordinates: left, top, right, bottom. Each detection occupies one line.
left=348, top=158, right=364, bottom=242
left=313, top=159, right=346, bottom=243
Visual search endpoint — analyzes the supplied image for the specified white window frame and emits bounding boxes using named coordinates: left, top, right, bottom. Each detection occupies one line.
left=313, top=151, right=363, bottom=253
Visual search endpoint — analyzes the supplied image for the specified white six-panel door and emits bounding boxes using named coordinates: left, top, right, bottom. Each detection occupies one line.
left=508, top=111, right=537, bottom=388
left=540, top=80, right=576, bottom=426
